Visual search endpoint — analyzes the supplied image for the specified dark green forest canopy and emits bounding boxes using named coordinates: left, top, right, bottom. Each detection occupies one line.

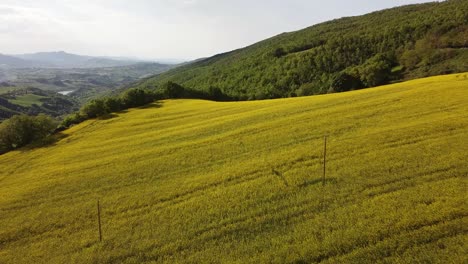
left=134, top=0, right=468, bottom=100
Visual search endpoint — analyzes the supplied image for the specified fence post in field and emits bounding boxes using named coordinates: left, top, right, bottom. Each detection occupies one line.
left=97, top=199, right=102, bottom=242
left=323, top=136, right=327, bottom=186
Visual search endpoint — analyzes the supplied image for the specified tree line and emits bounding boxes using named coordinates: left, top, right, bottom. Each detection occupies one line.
left=0, top=81, right=233, bottom=154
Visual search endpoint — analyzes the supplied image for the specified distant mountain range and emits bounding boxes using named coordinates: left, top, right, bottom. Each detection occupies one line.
left=0, top=54, right=43, bottom=68
left=0, top=51, right=158, bottom=69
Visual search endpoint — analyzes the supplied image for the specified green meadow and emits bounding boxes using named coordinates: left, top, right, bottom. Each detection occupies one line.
left=0, top=74, right=467, bottom=263
left=0, top=87, right=16, bottom=95
left=8, top=94, right=45, bottom=107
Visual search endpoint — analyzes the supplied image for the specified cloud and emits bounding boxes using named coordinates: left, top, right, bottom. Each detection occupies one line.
left=0, top=4, right=87, bottom=54
left=0, top=6, right=18, bottom=15
left=181, top=0, right=199, bottom=7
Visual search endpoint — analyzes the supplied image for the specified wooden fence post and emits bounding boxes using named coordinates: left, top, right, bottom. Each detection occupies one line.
left=97, top=199, right=102, bottom=242
left=323, top=136, right=327, bottom=186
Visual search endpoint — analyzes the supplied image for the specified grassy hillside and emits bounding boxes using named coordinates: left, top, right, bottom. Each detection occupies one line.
left=135, top=1, right=468, bottom=99
left=0, top=74, right=467, bottom=263
left=0, top=87, right=16, bottom=95
left=8, top=94, right=46, bottom=107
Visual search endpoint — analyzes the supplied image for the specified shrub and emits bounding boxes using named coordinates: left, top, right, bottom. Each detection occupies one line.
left=0, top=114, right=57, bottom=153
left=59, top=112, right=86, bottom=129
left=358, top=54, right=394, bottom=87
left=80, top=99, right=109, bottom=118
left=159, top=82, right=185, bottom=99
left=296, top=83, right=316, bottom=96
left=273, top=47, right=287, bottom=58
left=59, top=88, right=159, bottom=130
left=104, top=97, right=123, bottom=112
left=330, top=72, right=363, bottom=93
left=121, top=88, right=156, bottom=108
left=207, top=86, right=233, bottom=101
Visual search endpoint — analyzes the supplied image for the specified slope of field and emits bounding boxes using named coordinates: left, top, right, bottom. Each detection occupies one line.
left=0, top=74, right=467, bottom=263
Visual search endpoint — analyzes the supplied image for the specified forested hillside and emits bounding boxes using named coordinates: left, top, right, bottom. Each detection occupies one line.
left=135, top=1, right=468, bottom=99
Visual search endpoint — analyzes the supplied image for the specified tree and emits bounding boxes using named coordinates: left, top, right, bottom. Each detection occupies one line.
left=80, top=99, right=109, bottom=118
left=358, top=54, right=393, bottom=87
left=207, top=86, right=233, bottom=101
left=159, top=82, right=185, bottom=99
left=0, top=114, right=56, bottom=153
left=330, top=72, right=363, bottom=92
left=59, top=112, right=85, bottom=129
left=273, top=48, right=286, bottom=58
left=32, top=114, right=57, bottom=140
left=121, top=88, right=155, bottom=108
left=104, top=97, right=123, bottom=112
left=208, top=86, right=223, bottom=100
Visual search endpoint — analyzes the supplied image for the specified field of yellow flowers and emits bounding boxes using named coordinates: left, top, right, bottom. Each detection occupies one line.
left=0, top=73, right=467, bottom=263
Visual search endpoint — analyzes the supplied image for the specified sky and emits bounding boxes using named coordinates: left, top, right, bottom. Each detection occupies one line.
left=0, top=0, right=436, bottom=62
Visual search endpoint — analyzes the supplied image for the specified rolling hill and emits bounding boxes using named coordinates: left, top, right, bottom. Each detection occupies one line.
left=134, top=1, right=468, bottom=100
left=0, top=73, right=466, bottom=263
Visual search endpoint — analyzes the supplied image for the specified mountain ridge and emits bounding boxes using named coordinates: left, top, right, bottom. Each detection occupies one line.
left=0, top=51, right=168, bottom=69
left=133, top=1, right=468, bottom=100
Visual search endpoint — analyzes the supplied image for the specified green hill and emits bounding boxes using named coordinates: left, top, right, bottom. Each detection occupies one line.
left=134, top=1, right=468, bottom=100
left=0, top=73, right=466, bottom=263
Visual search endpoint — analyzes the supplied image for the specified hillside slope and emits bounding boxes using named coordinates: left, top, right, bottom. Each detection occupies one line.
left=0, top=74, right=467, bottom=263
left=135, top=1, right=468, bottom=99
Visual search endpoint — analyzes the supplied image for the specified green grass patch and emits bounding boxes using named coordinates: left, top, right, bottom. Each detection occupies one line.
left=0, top=73, right=466, bottom=263
left=391, top=65, right=404, bottom=73
left=0, top=87, right=17, bottom=95
left=8, top=94, right=46, bottom=107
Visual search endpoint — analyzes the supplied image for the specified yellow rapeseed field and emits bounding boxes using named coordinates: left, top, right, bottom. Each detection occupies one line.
left=0, top=73, right=467, bottom=263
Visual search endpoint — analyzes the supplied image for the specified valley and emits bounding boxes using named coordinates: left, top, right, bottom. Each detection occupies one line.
left=0, top=63, right=175, bottom=120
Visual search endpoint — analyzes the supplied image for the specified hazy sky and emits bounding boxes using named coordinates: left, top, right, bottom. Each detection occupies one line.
left=0, top=0, right=436, bottom=61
